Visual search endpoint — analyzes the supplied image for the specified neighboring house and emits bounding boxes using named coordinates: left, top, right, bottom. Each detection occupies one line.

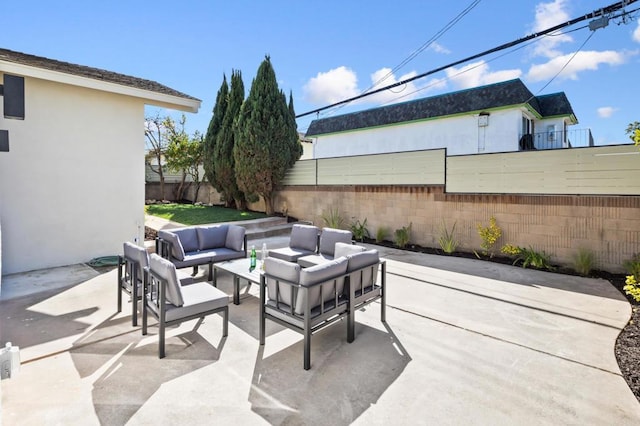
left=0, top=48, right=200, bottom=275
left=306, top=79, right=590, bottom=159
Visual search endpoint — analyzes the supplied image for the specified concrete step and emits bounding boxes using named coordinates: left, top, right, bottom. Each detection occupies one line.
left=246, top=222, right=294, bottom=241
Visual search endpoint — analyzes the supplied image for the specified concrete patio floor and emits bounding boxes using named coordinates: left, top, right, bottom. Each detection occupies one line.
left=1, top=242, right=640, bottom=425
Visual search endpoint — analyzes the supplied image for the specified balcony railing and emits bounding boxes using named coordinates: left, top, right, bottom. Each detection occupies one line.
left=519, top=128, right=593, bottom=151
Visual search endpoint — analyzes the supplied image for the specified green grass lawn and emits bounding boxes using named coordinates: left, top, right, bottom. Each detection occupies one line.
left=145, top=203, right=268, bottom=225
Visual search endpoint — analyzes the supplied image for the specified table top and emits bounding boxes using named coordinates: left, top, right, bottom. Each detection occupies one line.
left=215, top=257, right=264, bottom=283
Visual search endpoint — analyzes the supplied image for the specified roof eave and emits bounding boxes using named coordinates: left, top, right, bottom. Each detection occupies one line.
left=0, top=60, right=201, bottom=113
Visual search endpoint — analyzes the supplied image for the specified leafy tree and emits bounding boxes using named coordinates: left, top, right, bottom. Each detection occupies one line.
left=214, top=70, right=247, bottom=210
left=625, top=121, right=640, bottom=142
left=164, top=114, right=205, bottom=203
left=203, top=75, right=229, bottom=202
left=234, top=56, right=302, bottom=214
left=145, top=113, right=171, bottom=200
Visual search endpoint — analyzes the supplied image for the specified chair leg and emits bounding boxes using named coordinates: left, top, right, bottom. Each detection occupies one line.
left=381, top=262, right=387, bottom=323
left=347, top=307, right=355, bottom=343
left=131, top=281, right=138, bottom=327
left=117, top=260, right=122, bottom=313
left=303, top=328, right=311, bottom=370
left=142, top=302, right=148, bottom=335
left=208, top=262, right=214, bottom=282
left=159, top=321, right=165, bottom=359
left=192, top=265, right=198, bottom=276
left=222, top=307, right=228, bottom=337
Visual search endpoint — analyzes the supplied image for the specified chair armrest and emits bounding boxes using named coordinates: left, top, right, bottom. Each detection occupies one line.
left=155, top=237, right=173, bottom=260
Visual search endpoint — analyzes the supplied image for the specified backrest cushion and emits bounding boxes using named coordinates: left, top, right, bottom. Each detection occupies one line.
left=319, top=228, right=352, bottom=256
left=196, top=225, right=228, bottom=250
left=296, top=256, right=348, bottom=314
left=289, top=224, right=319, bottom=252
left=347, top=250, right=380, bottom=288
left=225, top=225, right=245, bottom=252
left=123, top=242, right=149, bottom=282
left=265, top=257, right=301, bottom=306
left=172, top=227, right=199, bottom=253
left=158, top=230, right=185, bottom=261
left=334, top=242, right=365, bottom=259
left=149, top=253, right=184, bottom=307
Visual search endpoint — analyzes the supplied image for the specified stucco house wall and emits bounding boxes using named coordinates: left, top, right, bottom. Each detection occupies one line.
left=0, top=48, right=199, bottom=275
left=0, top=75, right=144, bottom=274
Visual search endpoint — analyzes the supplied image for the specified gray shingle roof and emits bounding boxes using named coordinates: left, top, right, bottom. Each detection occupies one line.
left=306, top=79, right=575, bottom=136
left=0, top=47, right=200, bottom=101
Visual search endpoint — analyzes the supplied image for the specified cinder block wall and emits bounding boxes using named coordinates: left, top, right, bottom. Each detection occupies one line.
left=274, top=185, right=640, bottom=273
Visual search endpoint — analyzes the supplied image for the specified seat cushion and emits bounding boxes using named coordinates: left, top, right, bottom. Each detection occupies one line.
left=319, top=228, right=352, bottom=256
left=297, top=253, right=333, bottom=268
left=295, top=257, right=348, bottom=315
left=149, top=254, right=184, bottom=307
left=225, top=225, right=245, bottom=252
left=289, top=224, right=319, bottom=252
left=196, top=225, right=228, bottom=250
left=172, top=248, right=245, bottom=269
left=269, top=247, right=316, bottom=262
left=149, top=281, right=228, bottom=323
left=172, top=227, right=199, bottom=253
left=265, top=257, right=301, bottom=307
left=158, top=230, right=186, bottom=261
left=334, top=242, right=366, bottom=259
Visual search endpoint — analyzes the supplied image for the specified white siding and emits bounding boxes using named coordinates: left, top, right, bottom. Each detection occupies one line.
left=312, top=109, right=522, bottom=158
left=0, top=75, right=145, bottom=274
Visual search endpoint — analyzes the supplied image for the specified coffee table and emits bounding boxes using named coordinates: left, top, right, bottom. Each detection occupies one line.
left=213, top=257, right=264, bottom=305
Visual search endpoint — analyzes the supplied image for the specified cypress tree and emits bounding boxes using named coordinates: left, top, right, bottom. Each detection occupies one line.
left=234, top=56, right=302, bottom=214
left=203, top=75, right=229, bottom=204
left=214, top=70, right=246, bottom=210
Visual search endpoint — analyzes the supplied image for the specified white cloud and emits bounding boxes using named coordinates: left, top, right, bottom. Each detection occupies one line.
left=445, top=60, right=522, bottom=89
left=530, top=0, right=573, bottom=58
left=634, top=21, right=640, bottom=43
left=526, top=50, right=626, bottom=81
left=302, top=66, right=359, bottom=105
left=597, top=106, right=616, bottom=118
left=429, top=42, right=450, bottom=54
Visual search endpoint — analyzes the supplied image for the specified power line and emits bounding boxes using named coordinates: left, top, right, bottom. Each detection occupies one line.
left=297, top=0, right=638, bottom=119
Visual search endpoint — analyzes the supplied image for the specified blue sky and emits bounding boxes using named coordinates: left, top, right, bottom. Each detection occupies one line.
left=4, top=0, right=640, bottom=145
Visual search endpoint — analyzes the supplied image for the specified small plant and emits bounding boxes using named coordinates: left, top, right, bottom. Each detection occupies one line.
left=623, top=275, right=640, bottom=302
left=514, top=246, right=554, bottom=270
left=438, top=221, right=459, bottom=254
left=350, top=218, right=370, bottom=242
left=394, top=223, right=412, bottom=249
left=573, top=247, right=595, bottom=277
left=476, top=216, right=502, bottom=258
left=501, top=244, right=521, bottom=257
left=321, top=208, right=346, bottom=229
left=623, top=254, right=640, bottom=278
left=376, top=226, right=389, bottom=243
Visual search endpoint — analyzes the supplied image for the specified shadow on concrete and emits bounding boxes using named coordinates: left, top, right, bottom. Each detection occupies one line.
left=249, top=322, right=410, bottom=425
left=69, top=312, right=226, bottom=425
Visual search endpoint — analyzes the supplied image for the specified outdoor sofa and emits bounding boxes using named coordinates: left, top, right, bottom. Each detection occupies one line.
left=259, top=246, right=386, bottom=370
left=156, top=224, right=247, bottom=281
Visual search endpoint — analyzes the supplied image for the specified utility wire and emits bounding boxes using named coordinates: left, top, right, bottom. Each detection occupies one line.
left=297, top=0, right=638, bottom=119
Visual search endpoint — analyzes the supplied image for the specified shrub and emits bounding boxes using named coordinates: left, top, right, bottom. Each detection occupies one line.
left=573, top=247, right=595, bottom=276
left=476, top=216, right=502, bottom=258
left=321, top=208, right=345, bottom=229
left=623, top=254, right=640, bottom=278
left=376, top=226, right=389, bottom=243
left=623, top=275, right=640, bottom=302
left=514, top=246, right=554, bottom=270
left=394, top=223, right=412, bottom=249
left=501, top=244, right=521, bottom=257
left=438, top=221, right=459, bottom=254
left=350, top=218, right=370, bottom=242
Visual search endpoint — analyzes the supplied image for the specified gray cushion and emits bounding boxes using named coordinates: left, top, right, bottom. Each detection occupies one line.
left=269, top=247, right=316, bottom=262
left=158, top=230, right=185, bottom=261
left=123, top=241, right=149, bottom=283
left=149, top=253, right=184, bottom=307
left=334, top=242, right=365, bottom=259
left=289, top=224, right=319, bottom=252
left=319, top=228, right=352, bottom=256
left=197, top=225, right=228, bottom=250
left=297, top=253, right=333, bottom=268
left=295, top=257, right=348, bottom=314
left=148, top=281, right=228, bottom=322
left=347, top=250, right=380, bottom=290
left=225, top=225, right=245, bottom=252
left=172, top=228, right=199, bottom=253
left=172, top=248, right=246, bottom=269
left=265, top=257, right=301, bottom=307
